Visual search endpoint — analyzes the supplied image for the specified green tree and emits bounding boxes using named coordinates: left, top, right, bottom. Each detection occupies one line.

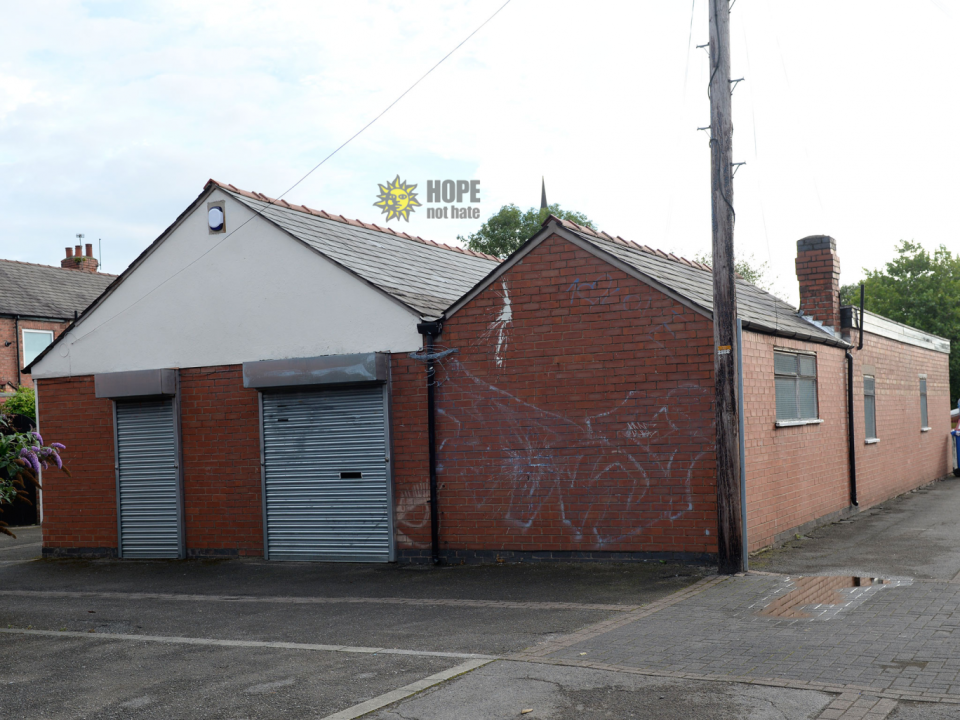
left=693, top=251, right=774, bottom=292
left=3, top=386, right=35, bottom=420
left=840, top=241, right=960, bottom=407
left=459, top=203, right=596, bottom=259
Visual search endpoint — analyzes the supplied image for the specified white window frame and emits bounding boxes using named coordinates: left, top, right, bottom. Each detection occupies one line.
left=919, top=374, right=930, bottom=432
left=864, top=374, right=879, bottom=443
left=774, top=349, right=822, bottom=427
left=22, top=329, right=54, bottom=368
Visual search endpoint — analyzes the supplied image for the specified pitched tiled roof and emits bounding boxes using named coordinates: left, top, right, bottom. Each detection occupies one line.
left=209, top=180, right=500, bottom=317
left=0, top=259, right=116, bottom=320
left=550, top=217, right=845, bottom=346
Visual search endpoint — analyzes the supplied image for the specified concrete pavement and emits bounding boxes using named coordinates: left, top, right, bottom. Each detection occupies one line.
left=4, top=477, right=960, bottom=718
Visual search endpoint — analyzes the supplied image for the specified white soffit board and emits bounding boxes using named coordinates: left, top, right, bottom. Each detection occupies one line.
left=31, top=190, right=422, bottom=378
left=861, top=310, right=951, bottom=355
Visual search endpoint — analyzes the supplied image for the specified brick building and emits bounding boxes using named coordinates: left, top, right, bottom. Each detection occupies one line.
left=27, top=181, right=952, bottom=561
left=0, top=248, right=115, bottom=397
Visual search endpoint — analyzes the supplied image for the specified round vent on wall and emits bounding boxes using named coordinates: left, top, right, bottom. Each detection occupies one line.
left=208, top=206, right=224, bottom=232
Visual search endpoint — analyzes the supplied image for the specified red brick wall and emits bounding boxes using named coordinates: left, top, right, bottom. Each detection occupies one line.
left=390, top=352, right=431, bottom=550
left=397, top=233, right=718, bottom=555
left=743, top=329, right=952, bottom=552
left=853, top=331, right=952, bottom=507
left=179, top=366, right=263, bottom=556
left=742, top=333, right=849, bottom=551
left=36, top=376, right=118, bottom=551
left=0, top=318, right=69, bottom=392
left=37, top=367, right=266, bottom=556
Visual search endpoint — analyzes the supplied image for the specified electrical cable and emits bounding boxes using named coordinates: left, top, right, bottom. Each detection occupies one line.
left=664, top=0, right=698, bottom=242
left=65, top=0, right=513, bottom=347
left=739, top=15, right=780, bottom=331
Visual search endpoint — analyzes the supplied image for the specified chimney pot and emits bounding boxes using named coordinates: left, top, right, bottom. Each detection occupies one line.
left=85, top=243, right=93, bottom=258
left=65, top=247, right=73, bottom=258
left=75, top=245, right=82, bottom=256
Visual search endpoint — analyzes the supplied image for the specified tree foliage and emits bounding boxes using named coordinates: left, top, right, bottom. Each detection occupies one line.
left=693, top=251, right=774, bottom=292
left=840, top=241, right=960, bottom=407
left=3, top=386, right=35, bottom=420
left=459, top=203, right=596, bottom=259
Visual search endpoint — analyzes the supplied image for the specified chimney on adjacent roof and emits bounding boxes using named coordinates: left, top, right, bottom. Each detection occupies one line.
left=61, top=244, right=100, bottom=273
left=795, top=235, right=840, bottom=331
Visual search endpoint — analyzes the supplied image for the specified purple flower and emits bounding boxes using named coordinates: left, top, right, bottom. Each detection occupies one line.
left=52, top=453, right=62, bottom=470
left=19, top=448, right=40, bottom=475
left=31, top=432, right=43, bottom=445
left=51, top=443, right=65, bottom=450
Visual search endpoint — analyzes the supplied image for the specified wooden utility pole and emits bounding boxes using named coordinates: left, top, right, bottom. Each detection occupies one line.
left=708, top=0, right=743, bottom=574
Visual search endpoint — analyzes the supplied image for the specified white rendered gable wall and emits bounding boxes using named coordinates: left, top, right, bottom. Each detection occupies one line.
left=31, top=190, right=423, bottom=379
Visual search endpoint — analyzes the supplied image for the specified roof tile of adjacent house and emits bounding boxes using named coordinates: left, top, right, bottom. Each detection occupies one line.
left=0, top=259, right=117, bottom=320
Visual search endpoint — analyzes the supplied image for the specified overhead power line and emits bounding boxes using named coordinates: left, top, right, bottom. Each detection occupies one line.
left=67, top=0, right=513, bottom=348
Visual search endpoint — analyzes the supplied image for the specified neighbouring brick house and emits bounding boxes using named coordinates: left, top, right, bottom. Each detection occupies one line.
left=0, top=247, right=115, bottom=526
left=0, top=247, right=114, bottom=396
left=26, top=180, right=952, bottom=561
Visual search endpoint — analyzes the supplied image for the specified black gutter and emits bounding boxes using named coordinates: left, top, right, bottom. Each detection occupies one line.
left=417, top=320, right=443, bottom=565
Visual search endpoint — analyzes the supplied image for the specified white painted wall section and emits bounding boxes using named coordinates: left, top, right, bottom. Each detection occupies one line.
left=31, top=190, right=422, bottom=378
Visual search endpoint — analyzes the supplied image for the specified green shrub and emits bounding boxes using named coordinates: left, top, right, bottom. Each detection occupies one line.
left=3, top=386, right=35, bottom=420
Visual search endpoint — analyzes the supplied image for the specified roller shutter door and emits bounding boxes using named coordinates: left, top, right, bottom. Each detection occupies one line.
left=115, top=399, right=181, bottom=558
left=262, top=387, right=390, bottom=562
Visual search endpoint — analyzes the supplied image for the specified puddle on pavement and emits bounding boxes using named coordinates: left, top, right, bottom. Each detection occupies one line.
left=759, top=576, right=907, bottom=620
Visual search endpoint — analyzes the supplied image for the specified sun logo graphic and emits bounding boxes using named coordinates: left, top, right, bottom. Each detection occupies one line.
left=374, top=175, right=421, bottom=222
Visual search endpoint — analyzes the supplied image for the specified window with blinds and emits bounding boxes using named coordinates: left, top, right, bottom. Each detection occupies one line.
left=919, top=376, right=929, bottom=429
left=864, top=375, right=877, bottom=440
left=774, top=351, right=818, bottom=422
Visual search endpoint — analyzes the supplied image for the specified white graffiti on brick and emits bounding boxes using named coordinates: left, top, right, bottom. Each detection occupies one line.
left=395, top=274, right=714, bottom=550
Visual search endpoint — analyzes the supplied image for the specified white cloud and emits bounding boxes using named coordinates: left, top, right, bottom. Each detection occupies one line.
left=0, top=0, right=957, bottom=308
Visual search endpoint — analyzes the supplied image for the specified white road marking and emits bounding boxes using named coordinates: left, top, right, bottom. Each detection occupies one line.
left=318, top=658, right=493, bottom=720
left=0, top=627, right=497, bottom=660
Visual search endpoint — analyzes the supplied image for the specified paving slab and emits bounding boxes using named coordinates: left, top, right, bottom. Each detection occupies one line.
left=539, top=573, right=960, bottom=700
left=368, top=660, right=834, bottom=720
left=887, top=699, right=960, bottom=719
left=751, top=478, right=960, bottom=581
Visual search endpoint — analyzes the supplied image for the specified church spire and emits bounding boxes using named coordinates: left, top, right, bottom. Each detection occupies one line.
left=540, top=177, right=548, bottom=210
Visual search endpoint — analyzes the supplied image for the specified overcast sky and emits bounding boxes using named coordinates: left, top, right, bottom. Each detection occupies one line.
left=2, top=0, right=957, bottom=305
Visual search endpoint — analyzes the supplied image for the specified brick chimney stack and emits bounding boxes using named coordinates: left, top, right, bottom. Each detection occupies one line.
left=61, top=244, right=99, bottom=273
left=795, top=235, right=840, bottom=331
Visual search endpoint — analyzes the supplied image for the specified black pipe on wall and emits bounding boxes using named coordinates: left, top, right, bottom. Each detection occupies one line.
left=846, top=350, right=859, bottom=507
left=417, top=321, right=443, bottom=565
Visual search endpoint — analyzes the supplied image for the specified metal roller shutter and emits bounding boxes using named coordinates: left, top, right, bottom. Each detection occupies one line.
left=262, top=387, right=390, bottom=562
left=115, top=399, right=181, bottom=558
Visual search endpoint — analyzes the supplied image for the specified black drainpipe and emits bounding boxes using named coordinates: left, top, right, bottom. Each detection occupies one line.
left=845, top=350, right=858, bottom=507
left=417, top=320, right=443, bottom=565
left=844, top=284, right=865, bottom=508
left=14, top=315, right=21, bottom=388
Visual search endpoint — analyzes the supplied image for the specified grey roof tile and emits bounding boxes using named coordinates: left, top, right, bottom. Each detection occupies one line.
left=0, top=260, right=116, bottom=320
left=562, top=225, right=845, bottom=346
left=220, top=186, right=499, bottom=317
